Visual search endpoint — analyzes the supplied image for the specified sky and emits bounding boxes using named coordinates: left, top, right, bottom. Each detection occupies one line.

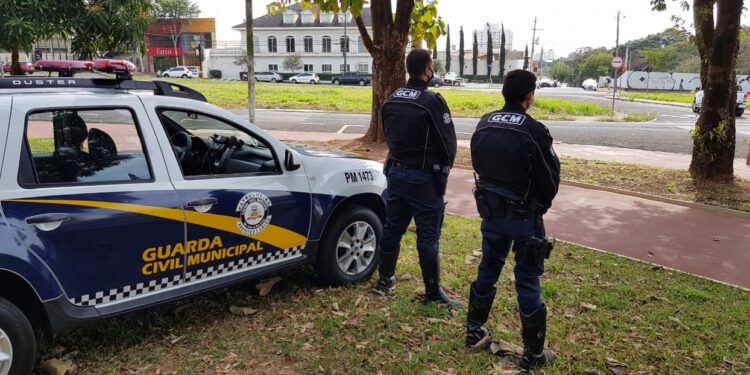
left=195, top=0, right=750, bottom=57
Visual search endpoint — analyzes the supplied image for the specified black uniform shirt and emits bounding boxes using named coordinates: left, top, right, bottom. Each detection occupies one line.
left=471, top=103, right=561, bottom=210
left=382, top=78, right=457, bottom=169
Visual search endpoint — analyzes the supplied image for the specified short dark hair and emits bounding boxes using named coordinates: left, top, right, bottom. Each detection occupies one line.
left=406, top=49, right=432, bottom=77
left=502, top=70, right=537, bottom=104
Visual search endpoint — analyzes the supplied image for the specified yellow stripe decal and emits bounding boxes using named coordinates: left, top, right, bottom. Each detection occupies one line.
left=9, top=199, right=307, bottom=249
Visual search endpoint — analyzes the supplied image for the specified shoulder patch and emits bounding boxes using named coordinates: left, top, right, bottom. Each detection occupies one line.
left=442, top=112, right=452, bottom=124
left=392, top=88, right=422, bottom=100
left=487, top=112, right=527, bottom=125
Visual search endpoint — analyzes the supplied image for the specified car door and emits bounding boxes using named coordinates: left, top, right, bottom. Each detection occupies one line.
left=0, top=94, right=186, bottom=310
left=143, top=100, right=312, bottom=286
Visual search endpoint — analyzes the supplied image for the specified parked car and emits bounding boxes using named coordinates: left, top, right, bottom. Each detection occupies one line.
left=332, top=72, right=371, bottom=86
left=538, top=77, right=559, bottom=88
left=694, top=85, right=747, bottom=116
left=0, top=66, right=386, bottom=373
left=582, top=78, right=598, bottom=91
left=429, top=75, right=444, bottom=88
left=186, top=66, right=201, bottom=77
left=254, top=71, right=283, bottom=83
left=2, top=61, right=34, bottom=74
left=162, top=66, right=194, bottom=78
left=290, top=72, right=320, bottom=84
left=443, top=72, right=463, bottom=86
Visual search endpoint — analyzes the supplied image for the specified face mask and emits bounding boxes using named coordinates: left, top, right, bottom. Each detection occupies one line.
left=427, top=66, right=434, bottom=82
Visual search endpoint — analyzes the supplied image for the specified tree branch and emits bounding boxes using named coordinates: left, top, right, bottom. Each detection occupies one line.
left=693, top=0, right=714, bottom=57
left=393, top=0, right=415, bottom=35
left=370, top=0, right=393, bottom=47
left=355, top=14, right=377, bottom=54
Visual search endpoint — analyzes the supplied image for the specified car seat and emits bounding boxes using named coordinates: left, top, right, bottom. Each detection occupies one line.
left=87, top=128, right=118, bottom=159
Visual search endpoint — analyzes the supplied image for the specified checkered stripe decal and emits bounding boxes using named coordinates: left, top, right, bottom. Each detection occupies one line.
left=69, top=247, right=304, bottom=307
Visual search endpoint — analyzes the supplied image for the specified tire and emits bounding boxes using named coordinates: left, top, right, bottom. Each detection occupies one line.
left=0, top=297, right=36, bottom=375
left=692, top=100, right=700, bottom=113
left=433, top=83, right=440, bottom=88
left=162, top=74, right=169, bottom=78
left=291, top=79, right=297, bottom=84
left=181, top=74, right=187, bottom=78
left=315, top=205, right=382, bottom=285
left=310, top=80, right=316, bottom=84
left=271, top=78, right=277, bottom=83
left=358, top=80, right=366, bottom=86
left=737, top=108, right=744, bottom=117
left=333, top=79, right=341, bottom=85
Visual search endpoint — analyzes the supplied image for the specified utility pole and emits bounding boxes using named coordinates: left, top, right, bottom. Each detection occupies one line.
left=343, top=14, right=348, bottom=72
left=611, top=10, right=621, bottom=116
left=245, top=0, right=256, bottom=123
left=530, top=17, right=543, bottom=72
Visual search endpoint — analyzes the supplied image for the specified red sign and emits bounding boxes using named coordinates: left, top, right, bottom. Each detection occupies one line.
left=147, top=47, right=181, bottom=57
left=611, top=56, right=624, bottom=69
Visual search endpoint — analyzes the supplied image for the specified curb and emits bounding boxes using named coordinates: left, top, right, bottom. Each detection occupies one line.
left=560, top=180, right=750, bottom=220
left=616, top=97, right=692, bottom=108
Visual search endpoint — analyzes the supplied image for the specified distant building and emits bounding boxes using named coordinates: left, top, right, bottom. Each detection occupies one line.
left=434, top=49, right=525, bottom=77
left=476, top=23, right=513, bottom=52
left=146, top=18, right=217, bottom=73
left=212, top=4, right=373, bottom=79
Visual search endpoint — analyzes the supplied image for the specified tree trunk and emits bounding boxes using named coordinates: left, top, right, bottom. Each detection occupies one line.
left=246, top=0, right=256, bottom=123
left=11, top=46, right=21, bottom=75
left=358, top=0, right=414, bottom=144
left=689, top=0, right=742, bottom=179
left=363, top=46, right=408, bottom=143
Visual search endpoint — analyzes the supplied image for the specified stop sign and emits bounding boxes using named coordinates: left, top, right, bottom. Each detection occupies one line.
left=611, top=56, right=624, bottom=70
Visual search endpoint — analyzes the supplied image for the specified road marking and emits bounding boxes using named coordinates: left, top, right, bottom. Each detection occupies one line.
left=457, top=132, right=474, bottom=136
left=301, top=122, right=325, bottom=126
left=336, top=125, right=368, bottom=133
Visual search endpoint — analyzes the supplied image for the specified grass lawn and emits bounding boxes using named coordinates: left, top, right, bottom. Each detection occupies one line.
left=162, top=79, right=613, bottom=120
left=49, top=215, right=750, bottom=374
left=620, top=90, right=695, bottom=105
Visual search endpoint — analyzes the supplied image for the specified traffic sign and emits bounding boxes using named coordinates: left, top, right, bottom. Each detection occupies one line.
left=611, top=56, right=624, bottom=69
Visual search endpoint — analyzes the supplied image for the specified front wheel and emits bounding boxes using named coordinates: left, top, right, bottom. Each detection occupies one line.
left=0, top=297, right=36, bottom=375
left=291, top=79, right=297, bottom=84
left=271, top=78, right=277, bottom=83
left=692, top=100, right=700, bottom=113
left=181, top=74, right=188, bottom=78
left=333, top=79, right=341, bottom=85
left=358, top=80, right=366, bottom=86
left=433, top=82, right=441, bottom=88
left=315, top=205, right=382, bottom=285
left=310, top=80, right=316, bottom=84
left=737, top=108, right=745, bottom=117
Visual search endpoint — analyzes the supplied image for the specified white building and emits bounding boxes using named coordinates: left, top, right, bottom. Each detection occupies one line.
left=434, top=50, right=525, bottom=78
left=476, top=23, right=513, bottom=52
left=207, top=4, right=373, bottom=79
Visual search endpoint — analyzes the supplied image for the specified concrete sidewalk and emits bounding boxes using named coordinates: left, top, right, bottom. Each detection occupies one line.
left=268, top=130, right=750, bottom=289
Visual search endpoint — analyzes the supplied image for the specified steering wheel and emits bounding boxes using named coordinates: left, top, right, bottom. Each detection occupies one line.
left=170, top=132, right=193, bottom=163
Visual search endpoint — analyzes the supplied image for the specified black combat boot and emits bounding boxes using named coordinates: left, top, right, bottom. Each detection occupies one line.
left=519, top=304, right=557, bottom=370
left=466, top=282, right=496, bottom=348
left=421, top=258, right=463, bottom=308
left=375, top=247, right=399, bottom=294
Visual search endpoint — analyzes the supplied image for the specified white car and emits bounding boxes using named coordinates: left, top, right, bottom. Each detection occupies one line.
left=443, top=72, right=463, bottom=86
left=290, top=72, right=320, bottom=84
left=582, top=79, right=598, bottom=91
left=162, top=66, right=194, bottom=78
left=0, top=66, right=386, bottom=372
left=254, top=71, right=283, bottom=83
left=694, top=86, right=747, bottom=116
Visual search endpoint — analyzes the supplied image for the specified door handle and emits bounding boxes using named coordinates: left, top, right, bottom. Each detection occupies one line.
left=186, top=198, right=217, bottom=213
left=25, top=213, right=70, bottom=231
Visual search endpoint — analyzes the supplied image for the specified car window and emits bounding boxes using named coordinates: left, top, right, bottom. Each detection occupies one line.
left=21, top=109, right=152, bottom=185
left=157, top=109, right=279, bottom=177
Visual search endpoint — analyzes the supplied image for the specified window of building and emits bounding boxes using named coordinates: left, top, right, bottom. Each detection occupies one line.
left=286, top=36, right=295, bottom=53
left=358, top=38, right=366, bottom=54
left=303, top=64, right=314, bottom=72
left=338, top=12, right=352, bottom=23
left=21, top=109, right=152, bottom=185
left=304, top=36, right=313, bottom=53
left=322, top=64, right=332, bottom=73
left=283, top=11, right=297, bottom=24
left=322, top=36, right=332, bottom=53
left=340, top=64, right=350, bottom=73
left=340, top=36, right=350, bottom=53
left=301, top=11, right=313, bottom=24
left=253, top=36, right=260, bottom=54
left=320, top=12, right=334, bottom=23
left=267, top=36, right=277, bottom=53
left=269, top=64, right=278, bottom=71
left=358, top=63, right=369, bottom=73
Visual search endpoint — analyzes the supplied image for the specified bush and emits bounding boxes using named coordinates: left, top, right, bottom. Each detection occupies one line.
left=209, top=70, right=222, bottom=79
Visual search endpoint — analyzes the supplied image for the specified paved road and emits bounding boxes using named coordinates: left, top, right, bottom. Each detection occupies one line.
left=235, top=108, right=750, bottom=158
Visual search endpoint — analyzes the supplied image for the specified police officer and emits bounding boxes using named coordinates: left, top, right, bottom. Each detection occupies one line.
left=375, top=49, right=461, bottom=309
left=465, top=70, right=560, bottom=370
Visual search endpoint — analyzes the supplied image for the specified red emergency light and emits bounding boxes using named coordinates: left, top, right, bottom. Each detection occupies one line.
left=33, top=60, right=94, bottom=74
left=92, top=59, right=136, bottom=75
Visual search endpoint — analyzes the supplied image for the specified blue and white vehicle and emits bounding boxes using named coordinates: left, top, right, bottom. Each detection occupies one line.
left=0, top=72, right=385, bottom=373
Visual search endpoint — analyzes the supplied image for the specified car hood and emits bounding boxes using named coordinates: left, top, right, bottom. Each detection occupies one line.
left=290, top=144, right=367, bottom=159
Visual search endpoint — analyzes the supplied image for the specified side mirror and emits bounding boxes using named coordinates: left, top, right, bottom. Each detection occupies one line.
left=285, top=149, right=301, bottom=171
left=694, top=87, right=702, bottom=93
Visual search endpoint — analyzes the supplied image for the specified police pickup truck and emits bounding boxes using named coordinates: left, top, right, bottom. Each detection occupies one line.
left=0, top=60, right=386, bottom=374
